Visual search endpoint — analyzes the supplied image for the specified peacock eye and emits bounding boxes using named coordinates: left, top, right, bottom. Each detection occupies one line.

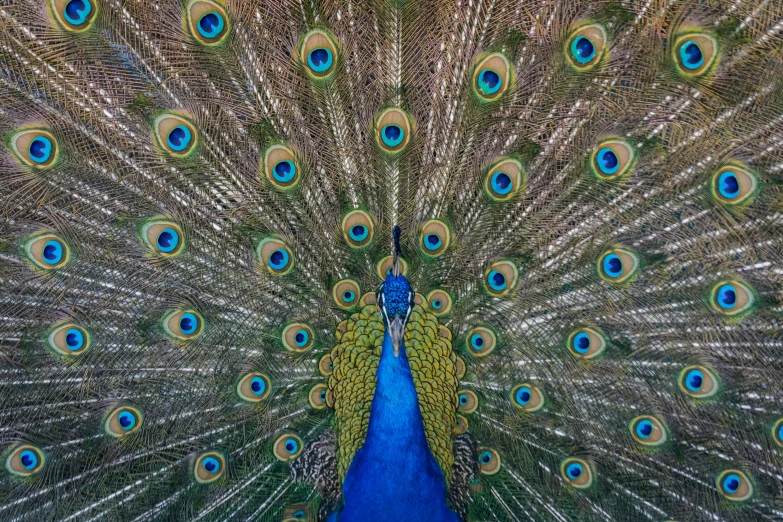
left=194, top=452, right=225, bottom=483
left=591, top=140, right=635, bottom=180
left=484, top=260, right=519, bottom=296
left=598, top=247, right=639, bottom=284
left=567, top=24, right=607, bottom=70
left=10, top=128, right=59, bottom=168
left=709, top=280, right=754, bottom=317
left=141, top=220, right=184, bottom=257
left=342, top=210, right=375, bottom=248
left=477, top=447, right=501, bottom=475
left=51, top=0, right=98, bottom=31
left=274, top=433, right=304, bottom=461
left=163, top=310, right=204, bottom=340
left=282, top=505, right=311, bottom=522
left=105, top=406, right=142, bottom=437
left=5, top=444, right=45, bottom=476
left=153, top=114, right=198, bottom=157
left=263, top=144, right=301, bottom=190
left=48, top=323, right=90, bottom=356
left=419, top=220, right=450, bottom=257
left=257, top=238, right=295, bottom=275
left=772, top=418, right=783, bottom=448
left=454, top=414, right=469, bottom=435
left=567, top=327, right=606, bottom=359
left=716, top=470, right=753, bottom=501
left=456, top=390, right=478, bottom=414
left=510, top=384, right=544, bottom=412
left=376, top=255, right=408, bottom=280
left=282, top=323, right=314, bottom=352
left=674, top=33, right=718, bottom=76
left=237, top=372, right=271, bottom=402
left=309, top=384, right=329, bottom=409
left=466, top=327, right=496, bottom=357
left=485, top=158, right=525, bottom=201
left=711, top=164, right=758, bottom=205
left=426, top=290, right=452, bottom=316
left=629, top=416, right=667, bottom=446
left=375, top=108, right=413, bottom=153
left=319, top=353, right=333, bottom=376
left=300, top=29, right=339, bottom=79
left=678, top=365, right=718, bottom=398
left=25, top=233, right=71, bottom=270
left=473, top=53, right=511, bottom=101
left=332, top=279, right=361, bottom=309
left=186, top=0, right=229, bottom=45
left=561, top=458, right=593, bottom=488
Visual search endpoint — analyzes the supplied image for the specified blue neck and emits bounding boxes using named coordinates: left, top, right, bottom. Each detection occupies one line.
left=330, top=330, right=459, bottom=522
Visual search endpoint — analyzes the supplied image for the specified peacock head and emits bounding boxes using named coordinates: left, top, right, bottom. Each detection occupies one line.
left=376, top=226, right=415, bottom=357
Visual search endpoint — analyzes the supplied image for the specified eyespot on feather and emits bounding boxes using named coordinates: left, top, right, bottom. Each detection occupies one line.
left=477, top=447, right=501, bottom=475
left=591, top=140, right=635, bottom=180
left=456, top=390, right=478, bottom=414
left=561, top=458, right=593, bottom=488
left=439, top=325, right=453, bottom=341
left=678, top=365, right=719, bottom=399
left=510, top=384, right=544, bottom=412
left=709, top=280, right=754, bottom=318
left=186, top=0, right=230, bottom=45
left=282, top=505, right=313, bottom=522
left=473, top=53, right=511, bottom=101
left=319, top=353, right=333, bottom=376
left=48, top=323, right=90, bottom=356
left=163, top=310, right=204, bottom=340
left=193, top=452, right=225, bottom=483
left=483, top=260, right=518, bottom=296
left=282, top=323, right=314, bottom=352
left=153, top=114, right=197, bottom=157
left=485, top=158, right=524, bottom=201
left=377, top=255, right=408, bottom=279
left=24, top=232, right=71, bottom=270
left=263, top=144, right=301, bottom=190
left=309, top=384, right=328, bottom=409
left=567, top=327, right=606, bottom=359
left=51, top=0, right=99, bottom=32
left=141, top=220, right=185, bottom=257
left=300, top=29, right=339, bottom=80
left=9, top=128, right=59, bottom=168
left=466, top=327, right=496, bottom=357
left=273, top=433, right=303, bottom=461
left=237, top=373, right=271, bottom=402
left=375, top=108, right=412, bottom=153
left=597, top=247, right=639, bottom=284
left=454, top=355, right=466, bottom=379
left=257, top=238, right=294, bottom=276
left=629, top=415, right=667, bottom=446
left=566, top=24, right=608, bottom=70
left=5, top=444, right=45, bottom=477
left=454, top=414, right=469, bottom=435
left=716, top=469, right=753, bottom=501
left=673, top=32, right=718, bottom=77
left=105, top=406, right=142, bottom=437
left=332, top=279, right=360, bottom=309
left=426, top=289, right=452, bottom=316
left=419, top=220, right=450, bottom=257
left=359, top=292, right=377, bottom=307
left=711, top=163, right=758, bottom=206
left=341, top=210, right=374, bottom=249
left=772, top=418, right=783, bottom=448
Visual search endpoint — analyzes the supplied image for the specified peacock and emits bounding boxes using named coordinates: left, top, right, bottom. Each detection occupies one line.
left=2, top=0, right=783, bottom=520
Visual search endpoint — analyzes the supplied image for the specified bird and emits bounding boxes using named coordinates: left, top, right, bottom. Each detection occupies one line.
left=1, top=0, right=782, bottom=520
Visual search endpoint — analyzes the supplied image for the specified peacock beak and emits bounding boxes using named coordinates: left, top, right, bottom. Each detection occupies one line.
left=388, top=317, right=406, bottom=357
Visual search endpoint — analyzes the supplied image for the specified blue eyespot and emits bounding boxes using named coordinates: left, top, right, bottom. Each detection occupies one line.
left=685, top=369, right=703, bottom=392
left=179, top=313, right=199, bottom=335
left=570, top=36, right=596, bottom=64
left=26, top=134, right=52, bottom=162
left=490, top=171, right=513, bottom=195
left=635, top=419, right=654, bottom=439
left=487, top=270, right=507, bottom=291
left=716, top=284, right=736, bottom=309
left=479, top=450, right=493, bottom=464
left=202, top=456, right=220, bottom=474
left=167, top=126, right=192, bottom=152
left=273, top=160, right=296, bottom=183
left=64, top=0, right=92, bottom=26
left=718, top=172, right=740, bottom=199
left=294, top=329, right=309, bottom=347
left=381, top=125, right=404, bottom=147
left=343, top=290, right=355, bottom=302
left=43, top=239, right=64, bottom=265
left=65, top=328, right=84, bottom=351
left=269, top=249, right=290, bottom=270
left=566, top=462, right=583, bottom=479
left=424, top=233, right=442, bottom=251
left=294, top=511, right=306, bottom=519
left=477, top=69, right=502, bottom=95
left=515, top=386, right=531, bottom=406
left=285, top=438, right=299, bottom=454
left=679, top=40, right=704, bottom=70
left=197, top=12, right=225, bottom=39
left=470, top=333, right=485, bottom=351
left=319, top=390, right=326, bottom=401
left=308, top=48, right=333, bottom=73
left=459, top=393, right=468, bottom=405
left=250, top=376, right=266, bottom=396
left=432, top=299, right=442, bottom=309
left=602, top=254, right=623, bottom=278
left=722, top=473, right=740, bottom=494
left=572, top=332, right=590, bottom=354
left=156, top=228, right=180, bottom=253
left=20, top=450, right=38, bottom=470
left=349, top=225, right=368, bottom=242
left=597, top=148, right=619, bottom=175
left=118, top=411, right=136, bottom=431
